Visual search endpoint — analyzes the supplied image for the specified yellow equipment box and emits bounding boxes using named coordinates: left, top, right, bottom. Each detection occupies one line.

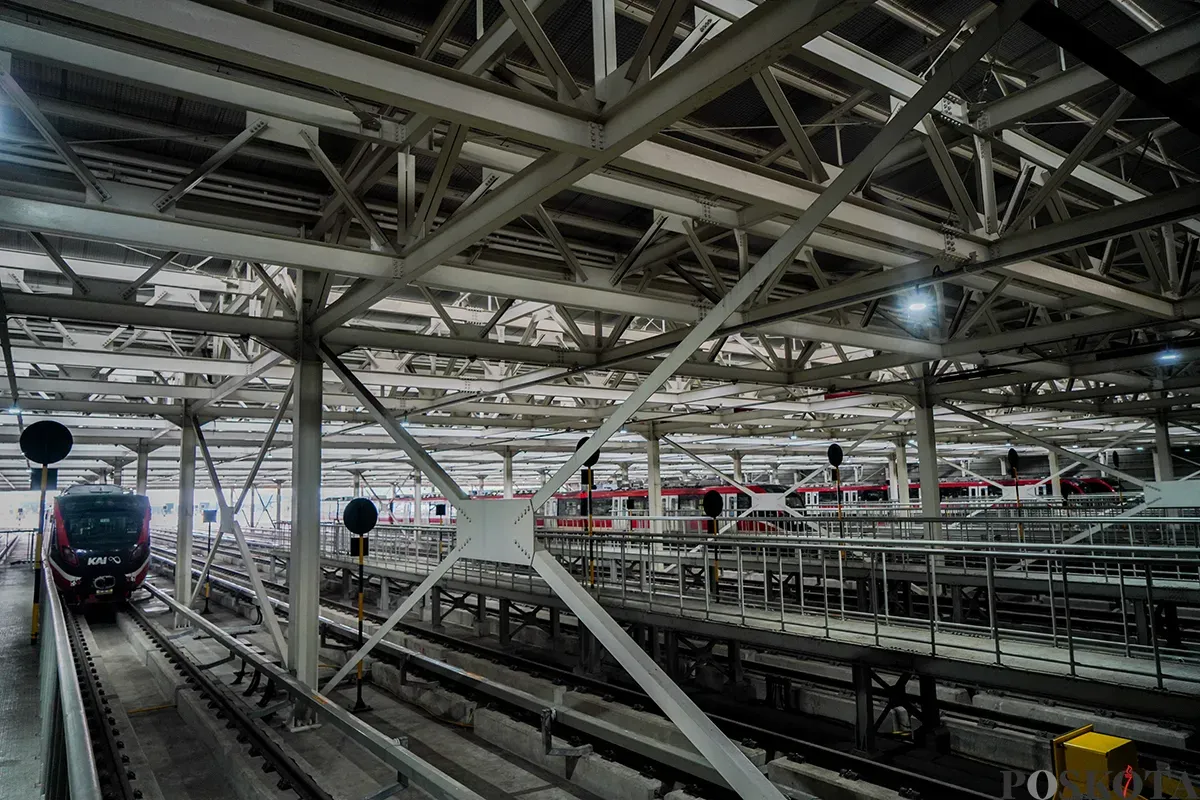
left=1053, top=726, right=1140, bottom=799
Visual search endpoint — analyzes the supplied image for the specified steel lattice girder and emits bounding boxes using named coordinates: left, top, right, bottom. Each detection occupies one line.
left=2, top=6, right=1184, bottom=320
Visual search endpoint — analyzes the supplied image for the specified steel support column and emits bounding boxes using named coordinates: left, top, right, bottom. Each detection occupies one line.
left=591, top=0, right=618, bottom=91
left=1048, top=451, right=1063, bottom=497
left=175, top=407, right=196, bottom=628
left=914, top=388, right=941, bottom=537
left=852, top=663, right=875, bottom=754
left=646, top=425, right=662, bottom=531
left=135, top=440, right=149, bottom=495
left=503, top=448, right=514, bottom=499
left=1155, top=414, right=1174, bottom=481
left=290, top=274, right=323, bottom=689
left=414, top=471, right=424, bottom=523
left=891, top=439, right=908, bottom=504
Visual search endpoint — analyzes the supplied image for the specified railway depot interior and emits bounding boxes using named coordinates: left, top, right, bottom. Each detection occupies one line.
left=2, top=0, right=1200, bottom=799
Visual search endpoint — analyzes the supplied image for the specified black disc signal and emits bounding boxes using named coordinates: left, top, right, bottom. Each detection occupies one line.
left=828, top=443, right=843, bottom=467
left=576, top=436, right=599, bottom=467
left=702, top=489, right=723, bottom=518
left=20, top=420, right=73, bottom=465
left=343, top=497, right=378, bottom=535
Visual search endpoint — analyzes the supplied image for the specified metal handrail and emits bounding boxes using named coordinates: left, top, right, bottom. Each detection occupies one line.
left=38, top=566, right=102, bottom=800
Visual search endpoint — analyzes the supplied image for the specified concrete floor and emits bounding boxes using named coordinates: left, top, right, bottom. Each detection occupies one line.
left=87, top=620, right=239, bottom=800
left=0, top=535, right=43, bottom=800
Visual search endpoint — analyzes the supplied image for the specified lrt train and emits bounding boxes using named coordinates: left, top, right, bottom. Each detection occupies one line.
left=47, top=485, right=152, bottom=605
left=333, top=476, right=1117, bottom=527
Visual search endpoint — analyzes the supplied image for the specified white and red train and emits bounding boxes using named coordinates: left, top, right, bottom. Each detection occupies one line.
left=328, top=476, right=1117, bottom=527
left=47, top=485, right=151, bottom=605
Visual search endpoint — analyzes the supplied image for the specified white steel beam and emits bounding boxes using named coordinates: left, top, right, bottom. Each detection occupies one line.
left=40, top=0, right=600, bottom=154
left=318, top=343, right=467, bottom=506
left=530, top=0, right=1038, bottom=508
left=416, top=0, right=474, bottom=59
left=317, top=0, right=872, bottom=331
left=1007, top=91, right=1135, bottom=232
left=121, top=250, right=181, bottom=301
left=154, top=119, right=268, bottom=212
left=29, top=232, right=94, bottom=298
left=533, top=205, right=589, bottom=282
left=944, top=402, right=1150, bottom=489
left=0, top=195, right=404, bottom=282
left=533, top=550, right=783, bottom=800
left=192, top=419, right=289, bottom=661
left=0, top=65, right=110, bottom=202
left=920, top=115, right=979, bottom=230
left=661, top=437, right=753, bottom=495
left=300, top=130, right=396, bottom=253
left=751, top=69, right=828, bottom=182
left=981, top=19, right=1199, bottom=130
left=412, top=125, right=468, bottom=241
left=498, top=0, right=581, bottom=99
left=591, top=0, right=618, bottom=88
left=624, top=0, right=691, bottom=80
left=322, top=540, right=468, bottom=695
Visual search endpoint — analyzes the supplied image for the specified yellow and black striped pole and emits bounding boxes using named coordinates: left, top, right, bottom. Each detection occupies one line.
left=30, top=463, right=47, bottom=645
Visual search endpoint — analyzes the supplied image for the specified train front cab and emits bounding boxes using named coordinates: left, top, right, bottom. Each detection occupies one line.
left=47, top=487, right=151, bottom=605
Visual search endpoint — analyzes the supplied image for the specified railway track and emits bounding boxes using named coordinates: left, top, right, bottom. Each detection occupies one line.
left=153, top=547, right=1017, bottom=800
left=61, top=606, right=141, bottom=800
left=151, top=540, right=1200, bottom=784
left=123, top=602, right=334, bottom=800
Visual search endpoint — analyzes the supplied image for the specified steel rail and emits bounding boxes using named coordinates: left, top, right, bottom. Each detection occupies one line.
left=137, top=583, right=487, bottom=800
left=155, top=553, right=1001, bottom=800
left=124, top=601, right=334, bottom=800
left=40, top=568, right=103, bottom=800
left=61, top=607, right=138, bottom=800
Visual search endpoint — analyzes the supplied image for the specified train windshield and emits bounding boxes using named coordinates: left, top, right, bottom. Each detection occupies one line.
left=58, top=494, right=148, bottom=548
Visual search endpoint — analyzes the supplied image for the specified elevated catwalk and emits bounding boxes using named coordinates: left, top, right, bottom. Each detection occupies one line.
left=242, top=517, right=1200, bottom=724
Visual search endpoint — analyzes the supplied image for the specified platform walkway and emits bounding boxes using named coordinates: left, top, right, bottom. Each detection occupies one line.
left=0, top=534, right=42, bottom=800
left=290, top=547, right=1200, bottom=724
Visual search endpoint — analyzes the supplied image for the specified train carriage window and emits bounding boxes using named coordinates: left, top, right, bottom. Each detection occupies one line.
left=58, top=494, right=149, bottom=548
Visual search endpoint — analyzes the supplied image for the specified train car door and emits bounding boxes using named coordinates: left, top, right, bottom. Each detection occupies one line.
left=611, top=495, right=627, bottom=530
